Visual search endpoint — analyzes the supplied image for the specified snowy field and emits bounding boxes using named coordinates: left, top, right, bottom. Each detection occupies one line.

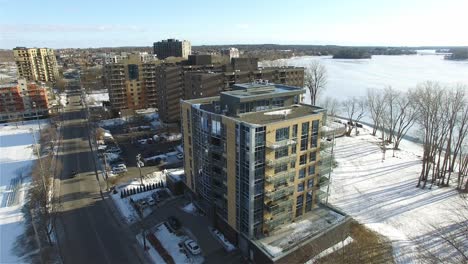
left=329, top=126, right=468, bottom=263
left=0, top=120, right=47, bottom=263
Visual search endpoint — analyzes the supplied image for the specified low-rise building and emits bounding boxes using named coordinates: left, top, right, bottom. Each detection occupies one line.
left=0, top=78, right=50, bottom=121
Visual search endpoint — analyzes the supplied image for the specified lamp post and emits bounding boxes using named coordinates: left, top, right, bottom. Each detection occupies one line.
left=136, top=154, right=144, bottom=186
left=32, top=101, right=41, bottom=131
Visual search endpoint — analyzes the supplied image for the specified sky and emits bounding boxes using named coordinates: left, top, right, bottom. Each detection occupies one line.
left=0, top=0, right=467, bottom=49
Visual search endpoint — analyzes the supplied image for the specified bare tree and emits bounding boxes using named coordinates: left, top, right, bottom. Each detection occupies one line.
left=342, top=97, right=366, bottom=136
left=391, top=92, right=418, bottom=150
left=305, top=61, right=327, bottom=105
left=319, top=96, right=339, bottom=119
left=366, top=89, right=386, bottom=136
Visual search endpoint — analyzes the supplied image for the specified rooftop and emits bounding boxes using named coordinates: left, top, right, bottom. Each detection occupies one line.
left=236, top=104, right=325, bottom=125
left=253, top=205, right=349, bottom=260
left=221, top=82, right=304, bottom=101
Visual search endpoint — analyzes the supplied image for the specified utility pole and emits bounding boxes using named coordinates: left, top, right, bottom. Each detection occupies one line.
left=136, top=154, right=144, bottom=186
left=325, top=130, right=335, bottom=205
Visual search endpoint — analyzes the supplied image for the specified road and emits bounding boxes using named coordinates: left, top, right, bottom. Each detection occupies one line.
left=54, top=86, right=148, bottom=264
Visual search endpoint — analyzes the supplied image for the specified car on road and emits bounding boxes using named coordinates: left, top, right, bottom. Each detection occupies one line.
left=167, top=216, right=181, bottom=231
left=184, top=239, right=201, bottom=255
left=112, top=167, right=127, bottom=174
left=112, top=163, right=127, bottom=171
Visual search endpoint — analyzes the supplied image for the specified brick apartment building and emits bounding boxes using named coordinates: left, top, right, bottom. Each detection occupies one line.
left=0, top=79, right=50, bottom=122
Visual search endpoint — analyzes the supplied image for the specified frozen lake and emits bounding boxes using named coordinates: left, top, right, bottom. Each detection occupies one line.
left=269, top=54, right=468, bottom=101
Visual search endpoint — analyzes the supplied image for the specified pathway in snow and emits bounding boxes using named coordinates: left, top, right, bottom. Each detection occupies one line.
left=328, top=128, right=466, bottom=263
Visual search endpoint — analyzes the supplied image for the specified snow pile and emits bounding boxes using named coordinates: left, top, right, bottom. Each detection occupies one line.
left=136, top=232, right=166, bottom=264
left=181, top=203, right=196, bottom=214
left=210, top=227, right=236, bottom=252
left=329, top=127, right=468, bottom=263
left=154, top=224, right=190, bottom=263
left=86, top=90, right=109, bottom=107
left=98, top=118, right=126, bottom=128
left=58, top=93, right=68, bottom=106
left=0, top=122, right=41, bottom=263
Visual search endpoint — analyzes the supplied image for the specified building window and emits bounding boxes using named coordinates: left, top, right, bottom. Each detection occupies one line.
left=291, top=144, right=296, bottom=154
left=311, top=135, right=318, bottom=148
left=275, top=127, right=289, bottom=141
left=308, top=178, right=314, bottom=189
left=300, top=137, right=308, bottom=151
left=290, top=160, right=296, bottom=169
left=308, top=165, right=316, bottom=176
left=312, top=120, right=319, bottom=135
left=296, top=194, right=304, bottom=207
left=297, top=182, right=304, bottom=192
left=302, top=122, right=309, bottom=136
left=309, top=151, right=316, bottom=162
left=292, top=124, right=298, bottom=138
left=299, top=168, right=306, bottom=179
left=299, top=154, right=307, bottom=165
left=275, top=147, right=288, bottom=159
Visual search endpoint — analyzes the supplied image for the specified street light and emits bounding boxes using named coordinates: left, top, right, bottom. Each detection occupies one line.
left=136, top=154, right=144, bottom=186
left=32, top=101, right=41, bottom=131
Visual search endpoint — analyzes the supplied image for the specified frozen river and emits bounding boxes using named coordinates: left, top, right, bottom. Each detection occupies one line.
left=268, top=54, right=468, bottom=102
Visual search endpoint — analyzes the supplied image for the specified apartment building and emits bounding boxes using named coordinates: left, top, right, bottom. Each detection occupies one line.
left=157, top=57, right=304, bottom=123
left=103, top=54, right=159, bottom=112
left=0, top=79, right=50, bottom=121
left=13, top=47, right=59, bottom=83
left=181, top=82, right=348, bottom=262
left=153, top=39, right=191, bottom=59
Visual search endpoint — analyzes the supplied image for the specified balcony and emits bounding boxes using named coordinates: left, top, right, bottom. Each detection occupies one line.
left=265, top=171, right=295, bottom=185
left=318, top=166, right=332, bottom=177
left=266, top=137, right=297, bottom=150
left=316, top=190, right=329, bottom=201
left=264, top=184, right=294, bottom=201
left=264, top=212, right=291, bottom=230
left=266, top=154, right=297, bottom=167
left=320, top=140, right=333, bottom=150
left=266, top=199, right=292, bottom=216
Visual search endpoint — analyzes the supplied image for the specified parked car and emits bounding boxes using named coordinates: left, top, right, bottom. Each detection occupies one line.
left=97, top=145, right=107, bottom=152
left=148, top=198, right=156, bottom=206
left=184, top=239, right=201, bottom=255
left=167, top=216, right=181, bottom=231
left=105, top=147, right=122, bottom=154
left=112, top=165, right=127, bottom=174
left=112, top=163, right=127, bottom=171
left=176, top=153, right=183, bottom=160
left=109, top=157, right=125, bottom=166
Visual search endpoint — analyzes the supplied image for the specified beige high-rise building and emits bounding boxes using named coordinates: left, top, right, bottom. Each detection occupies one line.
left=104, top=54, right=159, bottom=112
left=153, top=39, right=191, bottom=59
left=13, top=47, right=59, bottom=83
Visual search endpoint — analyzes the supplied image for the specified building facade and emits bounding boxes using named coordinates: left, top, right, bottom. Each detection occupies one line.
left=221, top=47, right=240, bottom=60
left=0, top=79, right=50, bottom=121
left=181, top=82, right=328, bottom=242
left=153, top=39, right=191, bottom=59
left=13, top=47, right=59, bottom=83
left=103, top=54, right=159, bottom=112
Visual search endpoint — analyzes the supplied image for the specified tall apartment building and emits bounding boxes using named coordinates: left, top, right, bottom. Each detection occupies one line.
left=181, top=82, right=347, bottom=262
left=13, top=47, right=59, bottom=83
left=0, top=78, right=50, bottom=121
left=104, top=54, right=159, bottom=112
left=153, top=39, right=191, bottom=59
left=157, top=57, right=304, bottom=123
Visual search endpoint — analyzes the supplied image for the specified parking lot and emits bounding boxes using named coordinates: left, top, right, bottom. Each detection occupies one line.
left=129, top=197, right=244, bottom=264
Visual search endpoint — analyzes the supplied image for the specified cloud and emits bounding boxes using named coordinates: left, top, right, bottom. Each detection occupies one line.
left=0, top=24, right=148, bottom=33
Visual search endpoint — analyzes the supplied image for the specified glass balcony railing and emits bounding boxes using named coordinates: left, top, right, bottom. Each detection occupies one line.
left=264, top=185, right=294, bottom=201
left=265, top=171, right=295, bottom=185
left=317, top=189, right=329, bottom=201
left=266, top=154, right=297, bottom=167
left=320, top=140, right=333, bottom=150
left=266, top=199, right=293, bottom=216
left=264, top=212, right=291, bottom=230
left=266, top=137, right=297, bottom=149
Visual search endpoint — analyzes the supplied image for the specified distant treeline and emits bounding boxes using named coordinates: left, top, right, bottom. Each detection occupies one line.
left=446, top=48, right=468, bottom=60
left=332, top=48, right=372, bottom=59
left=193, top=44, right=417, bottom=60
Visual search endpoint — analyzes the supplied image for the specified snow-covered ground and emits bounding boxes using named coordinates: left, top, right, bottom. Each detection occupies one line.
left=153, top=224, right=203, bottom=264
left=329, top=126, right=468, bottom=263
left=0, top=121, right=46, bottom=262
left=110, top=172, right=167, bottom=224
left=86, top=90, right=109, bottom=107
